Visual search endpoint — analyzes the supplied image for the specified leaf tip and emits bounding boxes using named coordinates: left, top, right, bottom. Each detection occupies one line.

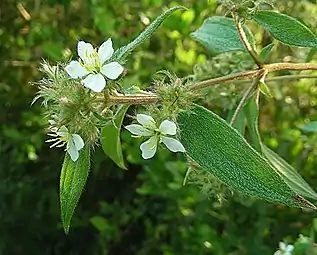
left=294, top=195, right=317, bottom=210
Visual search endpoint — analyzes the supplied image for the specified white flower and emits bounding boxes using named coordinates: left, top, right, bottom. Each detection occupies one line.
left=125, top=114, right=185, bottom=159
left=46, top=125, right=84, bottom=162
left=298, top=234, right=310, bottom=243
left=274, top=242, right=294, bottom=255
left=65, top=39, right=124, bottom=92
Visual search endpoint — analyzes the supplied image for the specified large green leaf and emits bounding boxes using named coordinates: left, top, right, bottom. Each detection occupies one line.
left=60, top=146, right=91, bottom=234
left=113, top=6, right=186, bottom=61
left=190, top=16, right=255, bottom=55
left=262, top=145, right=317, bottom=200
left=101, top=105, right=130, bottom=169
left=178, top=104, right=316, bottom=209
left=252, top=11, right=317, bottom=48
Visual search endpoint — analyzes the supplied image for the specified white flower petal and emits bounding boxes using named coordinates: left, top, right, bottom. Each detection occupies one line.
left=82, top=73, right=106, bottom=92
left=286, top=245, right=294, bottom=252
left=140, top=136, right=158, bottom=159
left=159, top=120, right=177, bottom=135
left=125, top=124, right=153, bottom=136
left=136, top=114, right=156, bottom=129
left=77, top=41, right=94, bottom=62
left=98, top=39, right=114, bottom=64
left=161, top=136, right=185, bottom=153
left=101, top=61, right=124, bottom=80
left=57, top=126, right=69, bottom=137
left=279, top=242, right=286, bottom=250
left=67, top=139, right=79, bottom=161
left=72, top=134, right=84, bottom=151
left=273, top=251, right=282, bottom=255
left=65, top=61, right=89, bottom=78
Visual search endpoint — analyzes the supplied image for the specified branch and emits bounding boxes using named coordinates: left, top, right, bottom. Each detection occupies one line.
left=98, top=62, right=317, bottom=105
left=232, top=12, right=262, bottom=68
left=264, top=62, right=317, bottom=71
left=229, top=74, right=261, bottom=126
left=108, top=94, right=159, bottom=105
left=190, top=70, right=259, bottom=90
left=191, top=62, right=317, bottom=91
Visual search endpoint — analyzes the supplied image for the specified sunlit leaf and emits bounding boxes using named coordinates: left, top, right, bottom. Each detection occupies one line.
left=60, top=146, right=91, bottom=234
left=178, top=104, right=316, bottom=209
left=190, top=16, right=255, bottom=55
left=101, top=105, right=130, bottom=169
left=252, top=11, right=317, bottom=47
left=300, top=121, right=317, bottom=133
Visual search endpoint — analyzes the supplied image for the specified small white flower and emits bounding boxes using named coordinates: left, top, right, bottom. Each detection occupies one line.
left=46, top=125, right=84, bottom=162
left=274, top=242, right=294, bottom=255
left=125, top=114, right=185, bottom=159
left=65, top=39, right=124, bottom=92
left=298, top=234, right=310, bottom=243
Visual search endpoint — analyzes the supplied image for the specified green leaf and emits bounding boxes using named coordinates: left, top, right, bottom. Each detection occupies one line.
left=259, top=43, right=275, bottom=62
left=190, top=16, right=255, bottom=55
left=300, top=121, right=317, bottom=133
left=262, top=145, right=317, bottom=200
left=226, top=107, right=246, bottom=136
left=178, top=104, right=316, bottom=209
left=259, top=81, right=273, bottom=98
left=252, top=11, right=317, bottom=48
left=101, top=105, right=130, bottom=169
left=113, top=6, right=186, bottom=61
left=60, top=146, right=91, bottom=234
left=90, top=216, right=108, bottom=232
left=244, top=94, right=262, bottom=152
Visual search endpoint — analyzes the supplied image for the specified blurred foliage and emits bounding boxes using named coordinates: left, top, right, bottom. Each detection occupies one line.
left=1, top=0, right=317, bottom=254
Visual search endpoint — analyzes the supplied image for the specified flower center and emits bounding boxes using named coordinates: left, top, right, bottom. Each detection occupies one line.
left=82, top=49, right=101, bottom=73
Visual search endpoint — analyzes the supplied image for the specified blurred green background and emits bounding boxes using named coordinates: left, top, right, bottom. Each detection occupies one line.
left=1, top=0, right=317, bottom=254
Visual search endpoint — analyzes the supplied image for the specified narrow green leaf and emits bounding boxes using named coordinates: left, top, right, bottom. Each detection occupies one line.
left=113, top=6, right=186, bottom=61
left=101, top=105, right=130, bottom=169
left=259, top=43, right=275, bottom=62
left=262, top=145, right=317, bottom=200
left=190, top=16, right=255, bottom=55
left=259, top=81, right=273, bottom=98
left=244, top=94, right=262, bottom=152
left=306, top=48, right=317, bottom=62
left=90, top=216, right=108, bottom=232
left=226, top=107, right=246, bottom=136
left=60, top=146, right=91, bottom=234
left=178, top=104, right=316, bottom=209
left=252, top=11, right=317, bottom=48
left=300, top=121, right=317, bottom=133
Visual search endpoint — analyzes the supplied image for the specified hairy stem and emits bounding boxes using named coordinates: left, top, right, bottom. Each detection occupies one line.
left=229, top=74, right=262, bottom=126
left=232, top=12, right=262, bottom=68
left=104, top=62, right=317, bottom=105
